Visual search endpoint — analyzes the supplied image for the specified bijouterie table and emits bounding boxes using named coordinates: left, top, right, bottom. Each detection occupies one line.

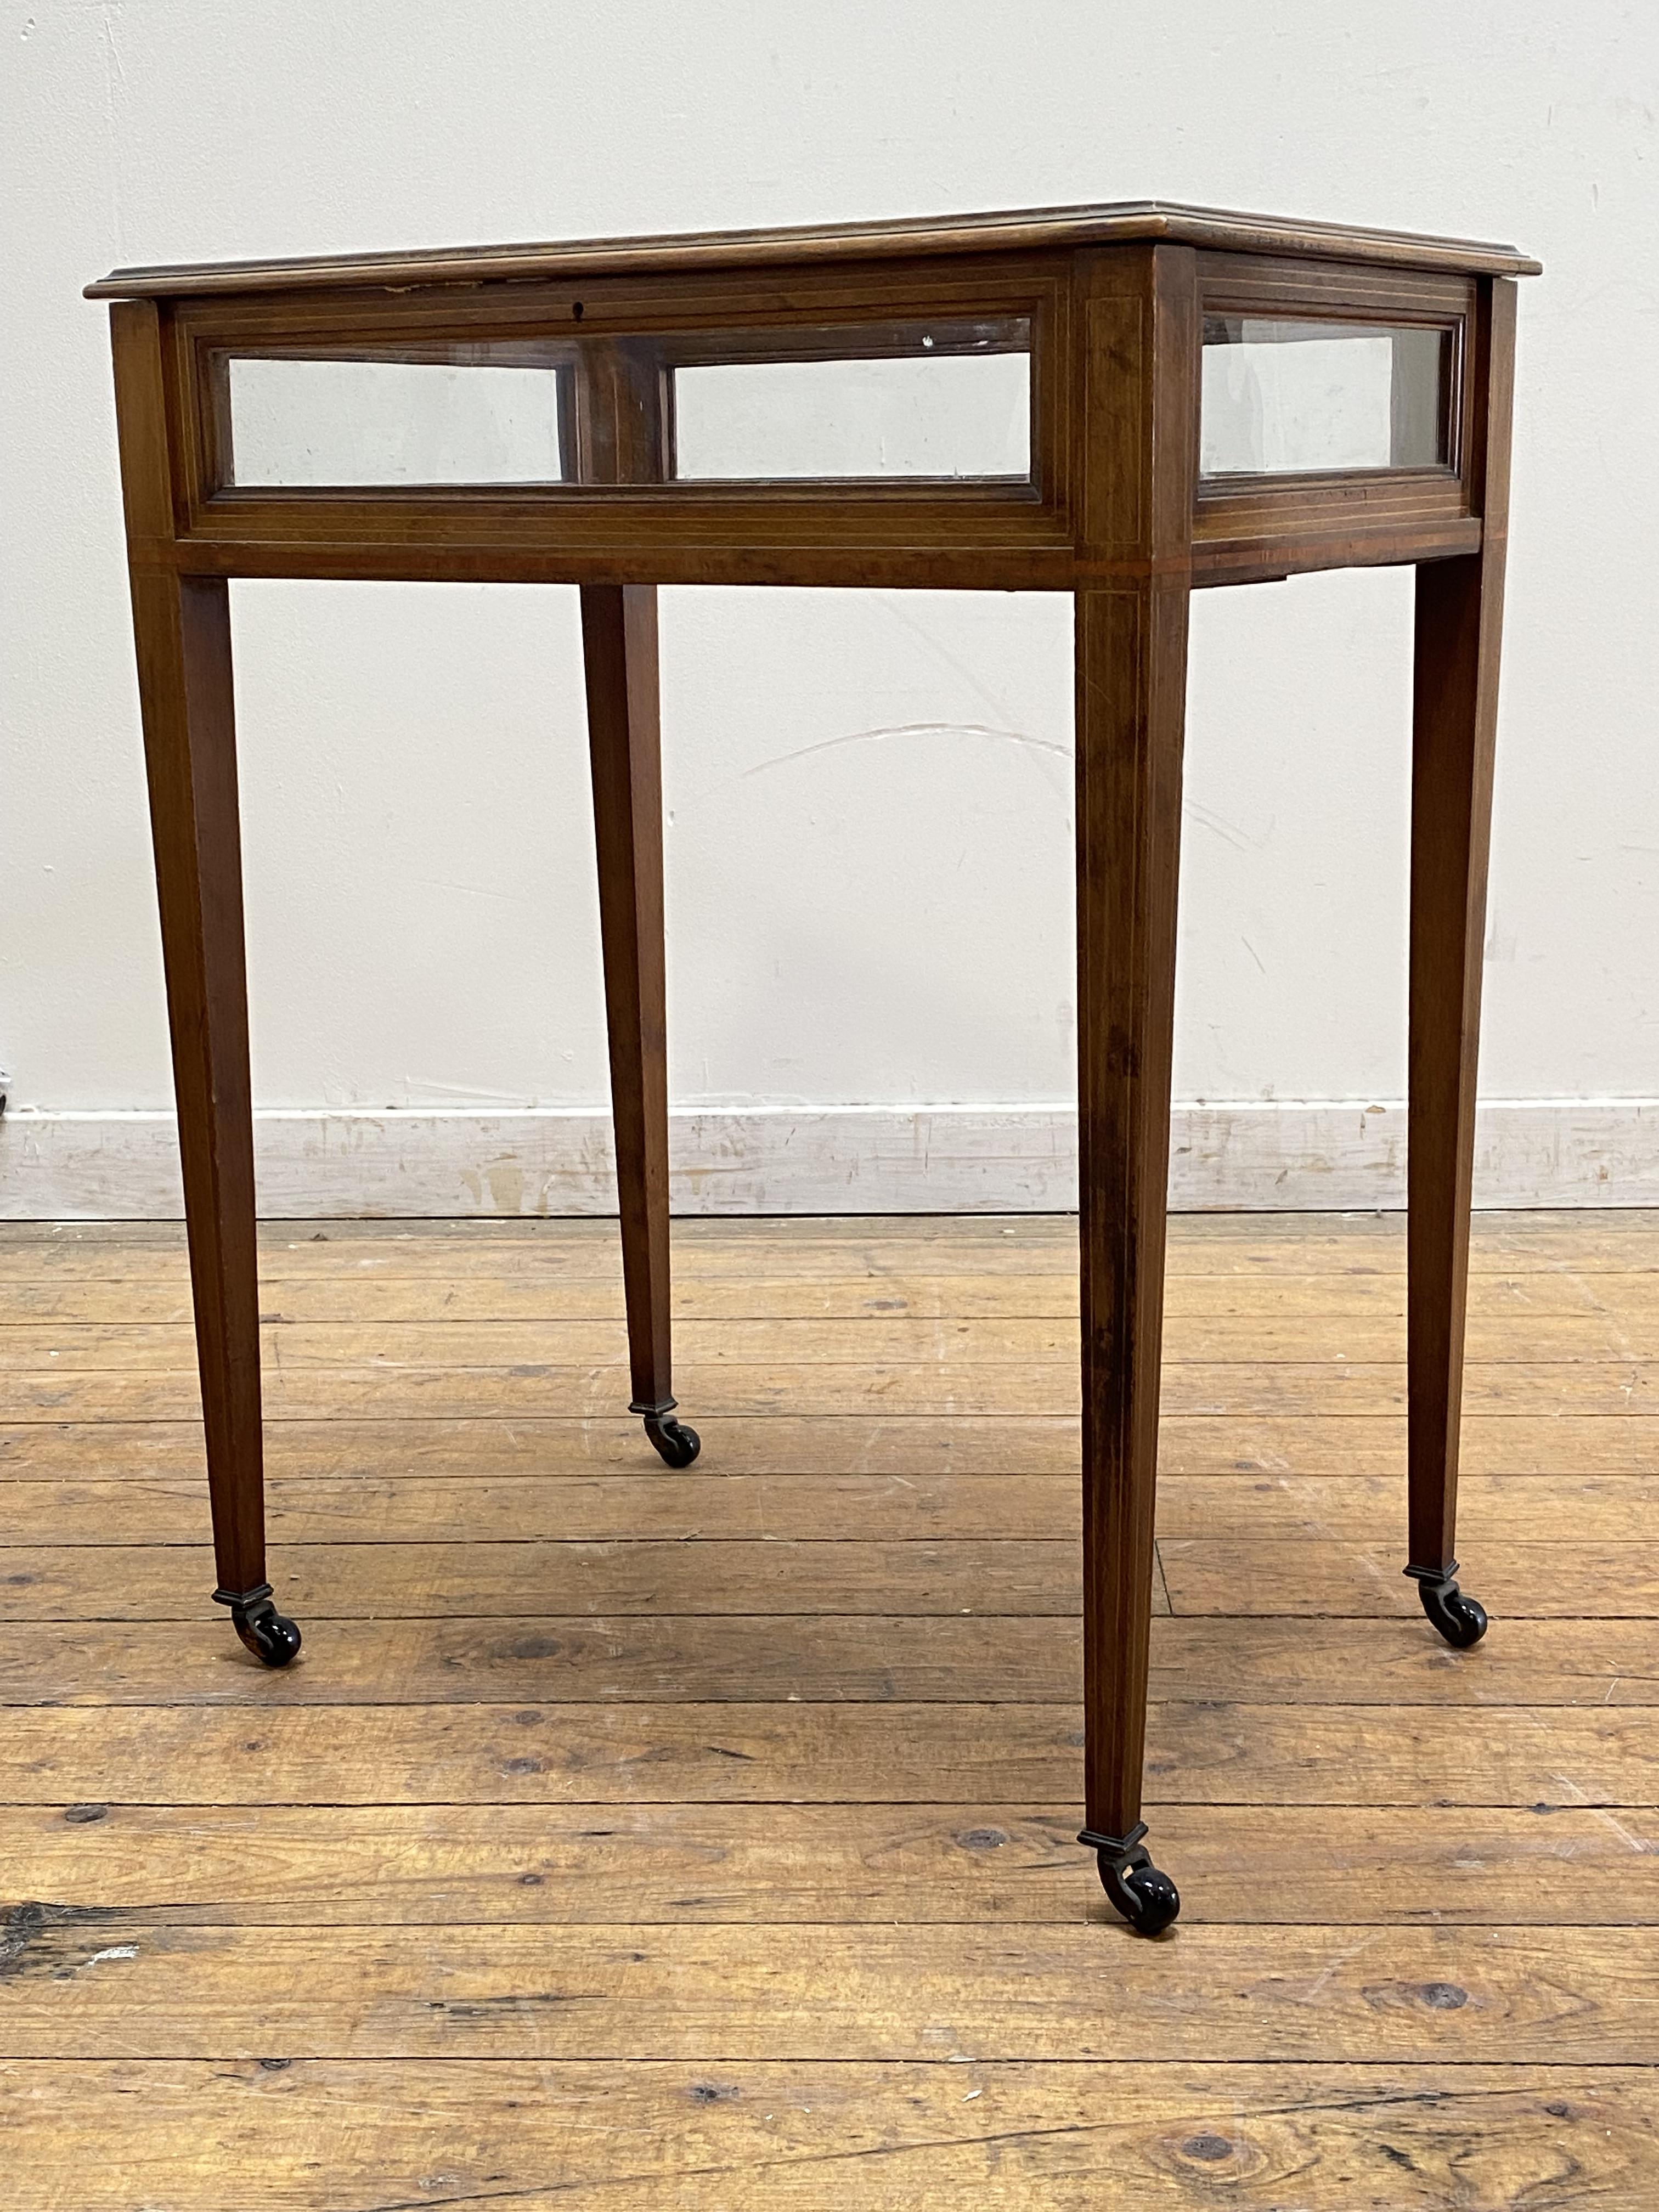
left=88, top=201, right=1538, bottom=1933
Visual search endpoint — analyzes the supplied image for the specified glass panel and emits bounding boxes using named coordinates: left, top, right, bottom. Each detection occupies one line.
left=1200, top=317, right=1451, bottom=478
left=670, top=320, right=1031, bottom=482
left=211, top=319, right=1032, bottom=490
left=221, top=346, right=575, bottom=487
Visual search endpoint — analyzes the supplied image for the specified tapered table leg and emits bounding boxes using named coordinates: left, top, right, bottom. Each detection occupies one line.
left=1405, top=545, right=1506, bottom=1650
left=580, top=583, right=699, bottom=1470
left=1074, top=580, right=1190, bottom=1936
left=1404, top=280, right=1516, bottom=1652
left=129, top=568, right=298, bottom=1667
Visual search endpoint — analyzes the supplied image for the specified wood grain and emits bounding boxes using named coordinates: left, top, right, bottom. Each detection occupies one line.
left=3, top=2063, right=1645, bottom=2212
left=0, top=1536, right=1158, bottom=1620
left=5, top=1801, right=1655, bottom=1924
left=1, top=1616, right=1650, bottom=1707
left=7, top=1207, right=1651, bottom=1272
left=582, top=580, right=676, bottom=1418
left=115, top=301, right=269, bottom=1608
left=10, top=1264, right=1659, bottom=1322
left=13, top=1307, right=1659, bottom=1367
left=3, top=1358, right=1650, bottom=1421
left=1407, top=277, right=1518, bottom=1574
left=2, top=1213, right=1647, bottom=2210
left=3, top=1700, right=1651, bottom=1812
left=1, top=1534, right=1654, bottom=1621
left=7, top=1922, right=1653, bottom=2063
left=84, top=197, right=1541, bottom=301
left=7, top=1470, right=1656, bottom=1545
left=8, top=1410, right=1658, bottom=1479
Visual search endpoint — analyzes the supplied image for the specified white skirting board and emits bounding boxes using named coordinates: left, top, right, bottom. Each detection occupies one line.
left=2, top=1100, right=1656, bottom=1219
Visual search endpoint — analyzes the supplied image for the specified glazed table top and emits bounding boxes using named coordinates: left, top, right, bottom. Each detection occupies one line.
left=90, top=201, right=1537, bottom=597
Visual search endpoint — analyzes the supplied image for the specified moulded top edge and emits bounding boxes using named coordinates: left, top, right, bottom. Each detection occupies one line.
left=84, top=200, right=1542, bottom=301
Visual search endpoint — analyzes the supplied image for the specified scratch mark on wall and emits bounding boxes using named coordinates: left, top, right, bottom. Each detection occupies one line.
left=1185, top=798, right=1269, bottom=852
left=733, top=721, right=1070, bottom=783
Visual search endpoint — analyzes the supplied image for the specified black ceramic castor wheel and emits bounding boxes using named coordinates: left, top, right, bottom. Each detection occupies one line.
left=1080, top=1823, right=1181, bottom=1937
left=1099, top=1852, right=1181, bottom=1936
left=1414, top=1570, right=1488, bottom=1649
left=642, top=1413, right=702, bottom=1468
left=217, top=1584, right=303, bottom=1668
left=233, top=1597, right=303, bottom=1667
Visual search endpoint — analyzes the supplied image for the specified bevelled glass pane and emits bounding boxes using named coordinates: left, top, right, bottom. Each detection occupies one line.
left=671, top=321, right=1031, bottom=482
left=1200, top=317, right=1451, bottom=477
left=223, top=350, right=574, bottom=487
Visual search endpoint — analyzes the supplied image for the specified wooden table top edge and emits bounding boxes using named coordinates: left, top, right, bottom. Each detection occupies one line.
left=84, top=199, right=1543, bottom=299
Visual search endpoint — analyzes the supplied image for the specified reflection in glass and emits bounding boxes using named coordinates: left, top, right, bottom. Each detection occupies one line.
left=1200, top=317, right=1451, bottom=478
left=214, top=318, right=1033, bottom=490
left=672, top=330, right=1030, bottom=482
left=223, top=352, right=573, bottom=487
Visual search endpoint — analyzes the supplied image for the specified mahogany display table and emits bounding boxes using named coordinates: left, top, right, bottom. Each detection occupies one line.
left=89, top=202, right=1539, bottom=1933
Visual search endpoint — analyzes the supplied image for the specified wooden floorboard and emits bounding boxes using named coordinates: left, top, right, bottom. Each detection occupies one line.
left=9, top=1410, right=1659, bottom=1477
left=5, top=1359, right=1655, bottom=1420
left=6, top=1469, right=1657, bottom=1544
left=3, top=1613, right=1654, bottom=1706
left=2, top=1210, right=1656, bottom=2209
left=3, top=1699, right=1653, bottom=1808
left=9, top=1921, right=1658, bottom=2062
left=5, top=2061, right=1655, bottom=2211
left=3, top=1801, right=1656, bottom=1922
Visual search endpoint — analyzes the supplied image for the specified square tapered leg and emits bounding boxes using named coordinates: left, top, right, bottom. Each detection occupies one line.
left=1404, top=281, right=1517, bottom=1651
left=580, top=583, right=699, bottom=1470
left=129, top=568, right=298, bottom=1667
left=1073, top=581, right=1189, bottom=1936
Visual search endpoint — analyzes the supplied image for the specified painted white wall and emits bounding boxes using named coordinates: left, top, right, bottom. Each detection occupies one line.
left=2, top=3, right=1656, bottom=1204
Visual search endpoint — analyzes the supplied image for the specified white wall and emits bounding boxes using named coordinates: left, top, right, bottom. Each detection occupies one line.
left=2, top=2, right=1656, bottom=1211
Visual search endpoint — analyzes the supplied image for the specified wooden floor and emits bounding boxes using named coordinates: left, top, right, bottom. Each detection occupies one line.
left=1, top=1210, right=1656, bottom=2208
